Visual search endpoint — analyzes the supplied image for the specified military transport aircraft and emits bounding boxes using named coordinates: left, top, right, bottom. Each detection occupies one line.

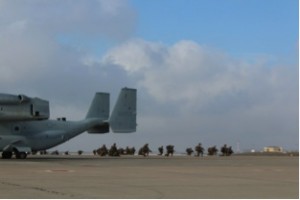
left=0, top=88, right=137, bottom=159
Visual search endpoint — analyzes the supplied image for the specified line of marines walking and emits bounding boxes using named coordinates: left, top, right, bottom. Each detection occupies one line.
left=92, top=143, right=234, bottom=157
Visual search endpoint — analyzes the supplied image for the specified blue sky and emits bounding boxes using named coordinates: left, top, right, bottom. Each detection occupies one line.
left=0, top=0, right=298, bottom=152
left=132, top=0, right=298, bottom=58
left=56, top=0, right=299, bottom=59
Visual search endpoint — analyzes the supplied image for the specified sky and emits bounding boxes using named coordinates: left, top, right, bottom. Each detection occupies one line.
left=0, top=0, right=298, bottom=153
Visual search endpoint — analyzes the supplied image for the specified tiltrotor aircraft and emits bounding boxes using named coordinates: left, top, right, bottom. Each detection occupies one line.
left=0, top=88, right=137, bottom=159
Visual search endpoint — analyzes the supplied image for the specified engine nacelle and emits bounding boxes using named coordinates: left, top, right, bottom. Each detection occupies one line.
left=18, top=94, right=30, bottom=103
left=0, top=94, right=49, bottom=121
left=0, top=94, right=29, bottom=105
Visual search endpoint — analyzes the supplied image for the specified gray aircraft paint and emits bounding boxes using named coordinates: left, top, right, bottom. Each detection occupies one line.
left=0, top=88, right=137, bottom=159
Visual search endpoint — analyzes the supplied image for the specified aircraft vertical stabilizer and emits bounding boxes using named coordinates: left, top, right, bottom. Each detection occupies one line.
left=86, top=92, right=109, bottom=120
left=110, top=88, right=137, bottom=133
left=86, top=92, right=110, bottom=133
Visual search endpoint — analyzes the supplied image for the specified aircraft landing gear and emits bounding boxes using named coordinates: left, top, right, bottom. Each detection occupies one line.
left=15, top=152, right=27, bottom=159
left=2, top=151, right=13, bottom=159
left=1, top=151, right=27, bottom=159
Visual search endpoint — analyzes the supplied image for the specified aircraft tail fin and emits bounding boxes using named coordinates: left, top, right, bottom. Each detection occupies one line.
left=109, top=88, right=137, bottom=133
left=85, top=92, right=109, bottom=120
left=86, top=92, right=110, bottom=134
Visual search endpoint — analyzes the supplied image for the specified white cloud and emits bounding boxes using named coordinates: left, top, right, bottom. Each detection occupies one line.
left=0, top=0, right=136, bottom=85
left=102, top=39, right=285, bottom=113
left=102, top=39, right=166, bottom=73
left=0, top=0, right=136, bottom=39
left=100, top=39, right=298, bottom=151
left=0, top=0, right=136, bottom=89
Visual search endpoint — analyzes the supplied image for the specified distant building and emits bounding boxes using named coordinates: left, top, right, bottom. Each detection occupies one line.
left=263, top=146, right=283, bottom=153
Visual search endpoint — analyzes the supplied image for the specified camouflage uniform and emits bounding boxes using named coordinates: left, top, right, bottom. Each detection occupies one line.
left=158, top=146, right=163, bottom=156
left=165, top=145, right=174, bottom=156
left=138, top=143, right=151, bottom=156
left=186, top=148, right=194, bottom=156
left=195, top=143, right=204, bottom=157
left=109, top=143, right=119, bottom=156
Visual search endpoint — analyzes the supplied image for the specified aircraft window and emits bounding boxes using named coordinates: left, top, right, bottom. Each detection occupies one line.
left=0, top=107, right=3, bottom=111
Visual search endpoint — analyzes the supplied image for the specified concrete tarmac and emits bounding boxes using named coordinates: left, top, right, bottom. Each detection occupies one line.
left=0, top=155, right=298, bottom=198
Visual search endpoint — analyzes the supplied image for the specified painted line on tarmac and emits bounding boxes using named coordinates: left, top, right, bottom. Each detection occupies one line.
left=44, top=169, right=75, bottom=173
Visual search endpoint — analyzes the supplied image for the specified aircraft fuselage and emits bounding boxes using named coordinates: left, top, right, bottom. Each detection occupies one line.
left=0, top=118, right=103, bottom=151
left=0, top=88, right=137, bottom=159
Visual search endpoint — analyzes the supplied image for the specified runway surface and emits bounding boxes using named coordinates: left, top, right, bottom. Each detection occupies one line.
left=0, top=155, right=298, bottom=198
